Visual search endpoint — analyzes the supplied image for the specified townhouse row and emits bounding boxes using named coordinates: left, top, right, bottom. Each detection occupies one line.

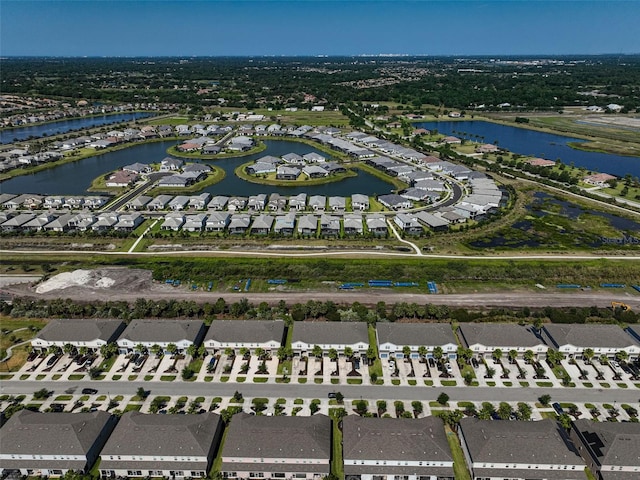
left=3, top=409, right=638, bottom=480
left=31, top=319, right=640, bottom=361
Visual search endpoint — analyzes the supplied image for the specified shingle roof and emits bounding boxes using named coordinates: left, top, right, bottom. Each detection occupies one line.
left=119, top=319, right=204, bottom=343
left=35, top=318, right=125, bottom=343
left=343, top=416, right=453, bottom=472
left=205, top=320, right=285, bottom=344
left=292, top=322, right=369, bottom=345
left=377, top=323, right=456, bottom=347
left=458, top=323, right=544, bottom=349
left=543, top=324, right=639, bottom=349
left=460, top=418, right=585, bottom=469
left=100, top=412, right=221, bottom=464
left=0, top=410, right=113, bottom=459
left=572, top=419, right=640, bottom=471
left=221, top=413, right=331, bottom=461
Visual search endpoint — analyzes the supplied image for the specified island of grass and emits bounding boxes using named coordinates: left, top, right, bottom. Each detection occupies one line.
left=235, top=160, right=359, bottom=187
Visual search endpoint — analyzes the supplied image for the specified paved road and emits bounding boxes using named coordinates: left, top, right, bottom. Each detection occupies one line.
left=1, top=379, right=637, bottom=404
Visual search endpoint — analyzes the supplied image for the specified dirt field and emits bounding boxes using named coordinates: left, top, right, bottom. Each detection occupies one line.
left=4, top=268, right=639, bottom=309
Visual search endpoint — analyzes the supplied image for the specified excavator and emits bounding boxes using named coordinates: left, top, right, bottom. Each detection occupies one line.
left=611, top=301, right=631, bottom=311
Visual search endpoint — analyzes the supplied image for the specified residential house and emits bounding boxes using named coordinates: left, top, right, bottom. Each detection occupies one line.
left=82, top=196, right=108, bottom=210
left=319, top=214, right=340, bottom=236
left=1, top=213, right=36, bottom=231
left=207, top=195, right=229, bottom=211
left=393, top=213, right=422, bottom=235
left=219, top=414, right=331, bottom=480
left=227, top=197, right=248, bottom=212
left=351, top=194, right=369, bottom=211
left=281, top=152, right=304, bottom=164
left=309, top=195, right=326, bottom=212
left=21, top=213, right=56, bottom=231
left=160, top=157, right=184, bottom=172
left=123, top=162, right=152, bottom=174
left=276, top=165, right=301, bottom=180
left=42, top=213, right=74, bottom=232
left=378, top=194, right=412, bottom=210
left=116, top=319, right=206, bottom=354
left=457, top=323, right=548, bottom=360
left=99, top=412, right=222, bottom=479
left=248, top=194, right=267, bottom=211
left=113, top=213, right=144, bottom=232
left=343, top=416, right=454, bottom=480
left=127, top=195, right=152, bottom=211
left=31, top=318, right=126, bottom=353
left=183, top=214, right=207, bottom=232
left=377, top=323, right=458, bottom=360
left=68, top=213, right=97, bottom=231
left=328, top=196, right=346, bottom=213
left=343, top=213, right=363, bottom=235
left=228, top=135, right=254, bottom=151
left=542, top=324, right=640, bottom=361
left=106, top=170, right=138, bottom=187
left=267, top=193, right=287, bottom=212
left=228, top=214, right=251, bottom=234
left=297, top=214, right=318, bottom=236
left=205, top=212, right=231, bottom=232
left=183, top=163, right=211, bottom=175
left=0, top=411, right=117, bottom=477
left=583, top=173, right=617, bottom=187
left=160, top=213, right=185, bottom=231
left=291, top=322, right=369, bottom=357
left=247, top=162, right=276, bottom=175
left=147, top=195, right=174, bottom=211
left=414, top=211, right=449, bottom=232
left=168, top=195, right=190, bottom=211
left=250, top=214, right=274, bottom=235
left=189, top=193, right=212, bottom=210
left=203, top=320, right=285, bottom=355
left=289, top=193, right=307, bottom=211
left=570, top=419, right=640, bottom=480
left=303, top=165, right=329, bottom=178
left=274, top=213, right=296, bottom=235
left=43, top=196, right=65, bottom=209
left=459, top=418, right=586, bottom=480
left=91, top=213, right=119, bottom=231
left=365, top=214, right=388, bottom=236
left=303, top=152, right=326, bottom=163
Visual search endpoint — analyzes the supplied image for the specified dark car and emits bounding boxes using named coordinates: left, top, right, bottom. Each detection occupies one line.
left=82, top=388, right=98, bottom=395
left=327, top=392, right=337, bottom=399
left=552, top=402, right=564, bottom=415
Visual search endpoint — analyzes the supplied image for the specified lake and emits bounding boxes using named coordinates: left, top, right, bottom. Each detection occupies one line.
left=0, top=112, right=155, bottom=144
left=414, top=120, right=640, bottom=178
left=0, top=140, right=394, bottom=196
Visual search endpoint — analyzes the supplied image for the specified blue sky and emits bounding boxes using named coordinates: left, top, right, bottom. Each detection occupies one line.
left=2, top=1, right=639, bottom=56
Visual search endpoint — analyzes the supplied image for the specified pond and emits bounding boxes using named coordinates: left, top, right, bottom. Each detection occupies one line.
left=0, top=112, right=155, bottom=144
left=414, top=120, right=640, bottom=178
left=468, top=192, right=640, bottom=249
left=0, top=140, right=394, bottom=197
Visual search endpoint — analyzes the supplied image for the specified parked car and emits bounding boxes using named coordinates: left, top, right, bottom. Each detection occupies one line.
left=82, top=388, right=98, bottom=395
left=552, top=402, right=564, bottom=415
left=445, top=363, right=453, bottom=374
left=327, top=392, right=337, bottom=399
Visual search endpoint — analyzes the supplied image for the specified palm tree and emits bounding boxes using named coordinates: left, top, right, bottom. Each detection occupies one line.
left=150, top=344, right=163, bottom=357
left=186, top=344, right=198, bottom=358
left=135, top=344, right=148, bottom=355
left=328, top=349, right=338, bottom=362
left=508, top=350, right=518, bottom=364
left=582, top=348, right=595, bottom=364
left=63, top=343, right=77, bottom=357
left=524, top=350, right=535, bottom=364
left=343, top=347, right=354, bottom=360
left=492, top=348, right=503, bottom=364
left=311, top=345, right=323, bottom=359
left=418, top=346, right=428, bottom=362
left=166, top=343, right=178, bottom=356
left=615, top=350, right=629, bottom=363
left=402, top=346, right=411, bottom=360
left=100, top=343, right=117, bottom=359
left=433, top=346, right=444, bottom=365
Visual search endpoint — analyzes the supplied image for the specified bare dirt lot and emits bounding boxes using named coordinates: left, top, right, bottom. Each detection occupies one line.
left=4, top=268, right=639, bottom=309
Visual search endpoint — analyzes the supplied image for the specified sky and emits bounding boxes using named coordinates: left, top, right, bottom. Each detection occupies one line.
left=2, top=0, right=639, bottom=57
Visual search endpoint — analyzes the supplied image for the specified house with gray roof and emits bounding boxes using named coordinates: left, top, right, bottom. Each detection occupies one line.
left=343, top=213, right=363, bottom=235
left=267, top=193, right=287, bottom=211
left=161, top=212, right=186, bottom=231
left=297, top=214, right=318, bottom=236
left=21, top=213, right=56, bottom=231
left=289, top=193, right=307, bottom=211
left=183, top=163, right=211, bottom=174
left=303, top=164, right=329, bottom=178
left=458, top=323, right=548, bottom=360
left=320, top=214, right=340, bottom=236
left=276, top=165, right=301, bottom=180
left=542, top=324, right=640, bottom=360
left=147, top=194, right=174, bottom=211
left=168, top=195, right=190, bottom=211
left=0, top=410, right=117, bottom=477
left=91, top=213, right=118, bottom=231
left=274, top=213, right=296, bottom=235
left=309, top=195, right=326, bottom=212
left=160, top=157, right=183, bottom=172
left=205, top=212, right=230, bottom=232
left=291, top=322, right=369, bottom=357
left=343, top=416, right=454, bottom=480
left=42, top=213, right=74, bottom=232
left=329, top=196, right=346, bottom=213
left=248, top=194, right=267, bottom=211
left=570, top=419, right=640, bottom=480
left=351, top=194, right=369, bottom=211
left=378, top=194, right=412, bottom=210
left=204, top=320, right=285, bottom=354
left=127, top=195, right=152, bottom=211
left=113, top=213, right=144, bottom=232
left=227, top=196, right=247, bottom=212
left=117, top=319, right=205, bottom=354
left=377, top=323, right=458, bottom=360
left=1, top=213, right=35, bottom=231
left=393, top=213, right=422, bottom=234
left=459, top=418, right=586, bottom=480
left=247, top=162, right=277, bottom=175
left=228, top=214, right=251, bottom=234
left=365, top=214, right=388, bottom=236
left=99, top=412, right=222, bottom=479
left=282, top=152, right=304, bottom=164
left=250, top=214, right=274, bottom=235
left=303, top=152, right=326, bottom=163
left=207, top=195, right=229, bottom=211
left=189, top=193, right=212, bottom=210
left=220, top=413, right=331, bottom=480
left=31, top=318, right=126, bottom=353
left=401, top=187, right=439, bottom=202
left=183, top=214, right=207, bottom=232
left=68, top=213, right=97, bottom=231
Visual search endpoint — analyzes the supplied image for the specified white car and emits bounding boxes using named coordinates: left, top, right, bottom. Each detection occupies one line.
left=445, top=362, right=453, bottom=374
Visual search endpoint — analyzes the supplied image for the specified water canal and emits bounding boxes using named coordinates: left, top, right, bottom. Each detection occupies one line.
left=0, top=112, right=155, bottom=144
left=0, top=140, right=394, bottom=196
left=414, top=120, right=640, bottom=178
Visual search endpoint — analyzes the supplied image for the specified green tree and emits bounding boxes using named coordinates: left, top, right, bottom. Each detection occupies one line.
left=166, top=343, right=178, bottom=356
left=524, top=350, right=535, bottom=364
left=583, top=348, right=595, bottom=364
left=436, top=392, right=449, bottom=406
left=328, top=349, right=338, bottom=362
left=498, top=402, right=513, bottom=420
left=312, top=345, right=323, bottom=358
left=402, top=346, right=412, bottom=359
left=538, top=394, right=551, bottom=406
left=411, top=400, right=424, bottom=417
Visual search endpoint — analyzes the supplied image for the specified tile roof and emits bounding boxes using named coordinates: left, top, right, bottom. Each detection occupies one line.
left=204, top=320, right=285, bottom=344
left=292, top=321, right=369, bottom=345
left=377, top=323, right=457, bottom=347
left=119, top=319, right=204, bottom=343
left=543, top=324, right=639, bottom=349
left=35, top=318, right=125, bottom=343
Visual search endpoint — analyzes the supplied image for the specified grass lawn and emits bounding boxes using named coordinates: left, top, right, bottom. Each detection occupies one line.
left=123, top=404, right=142, bottom=413
left=160, top=375, right=176, bottom=381
left=253, top=377, right=268, bottom=383
left=298, top=378, right=307, bottom=384
left=331, top=418, right=344, bottom=479
left=441, top=380, right=457, bottom=386
left=445, top=426, right=471, bottom=480
left=347, top=378, right=362, bottom=385
left=54, top=395, right=73, bottom=401
left=536, top=381, right=554, bottom=387
left=68, top=374, right=84, bottom=380
left=424, top=380, right=433, bottom=386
